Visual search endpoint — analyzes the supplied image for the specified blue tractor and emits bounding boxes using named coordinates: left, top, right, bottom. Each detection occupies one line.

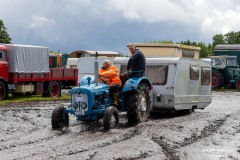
left=51, top=53, right=152, bottom=130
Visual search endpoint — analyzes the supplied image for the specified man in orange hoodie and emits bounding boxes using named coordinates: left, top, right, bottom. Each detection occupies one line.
left=99, top=59, right=121, bottom=105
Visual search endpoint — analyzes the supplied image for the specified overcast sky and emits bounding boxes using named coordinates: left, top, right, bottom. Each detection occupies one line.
left=1, top=0, right=240, bottom=54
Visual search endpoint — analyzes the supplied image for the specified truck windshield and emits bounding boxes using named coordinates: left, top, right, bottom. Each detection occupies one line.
left=0, top=51, right=5, bottom=60
left=226, top=58, right=238, bottom=67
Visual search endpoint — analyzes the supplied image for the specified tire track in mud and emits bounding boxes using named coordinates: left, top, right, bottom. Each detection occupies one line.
left=179, top=117, right=227, bottom=147
left=152, top=136, right=179, bottom=160
left=0, top=135, right=54, bottom=151
left=0, top=109, right=51, bottom=143
left=15, top=128, right=141, bottom=160
left=115, top=152, right=149, bottom=160
left=0, top=130, right=67, bottom=151
left=53, top=128, right=141, bottom=158
left=151, top=115, right=228, bottom=160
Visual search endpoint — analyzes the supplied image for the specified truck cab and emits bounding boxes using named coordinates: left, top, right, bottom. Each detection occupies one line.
left=0, top=45, right=9, bottom=81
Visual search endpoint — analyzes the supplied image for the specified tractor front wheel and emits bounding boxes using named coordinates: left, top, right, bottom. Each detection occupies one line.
left=51, top=104, right=69, bottom=129
left=126, top=83, right=150, bottom=125
left=103, top=106, right=119, bottom=130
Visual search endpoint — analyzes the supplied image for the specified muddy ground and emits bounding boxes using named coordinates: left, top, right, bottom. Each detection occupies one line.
left=0, top=91, right=240, bottom=160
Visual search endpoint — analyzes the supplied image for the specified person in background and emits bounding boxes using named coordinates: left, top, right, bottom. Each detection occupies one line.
left=120, top=44, right=146, bottom=84
left=99, top=59, right=121, bottom=106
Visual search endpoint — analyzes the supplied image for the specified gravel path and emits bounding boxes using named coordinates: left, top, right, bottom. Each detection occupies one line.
left=0, top=91, right=240, bottom=160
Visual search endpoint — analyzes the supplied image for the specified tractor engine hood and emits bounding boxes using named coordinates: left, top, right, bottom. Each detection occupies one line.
left=70, top=83, right=109, bottom=95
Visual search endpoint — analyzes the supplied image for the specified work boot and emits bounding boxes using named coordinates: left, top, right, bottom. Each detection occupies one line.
left=113, top=92, right=119, bottom=106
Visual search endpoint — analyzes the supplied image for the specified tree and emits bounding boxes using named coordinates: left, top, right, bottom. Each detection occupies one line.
left=0, top=19, right=12, bottom=44
left=212, top=31, right=240, bottom=49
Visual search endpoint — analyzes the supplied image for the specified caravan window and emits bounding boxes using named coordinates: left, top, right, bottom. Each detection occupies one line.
left=146, top=66, right=168, bottom=85
left=120, top=65, right=168, bottom=85
left=182, top=50, right=194, bottom=58
left=201, top=67, right=211, bottom=85
left=190, top=65, right=199, bottom=80
left=70, top=65, right=77, bottom=68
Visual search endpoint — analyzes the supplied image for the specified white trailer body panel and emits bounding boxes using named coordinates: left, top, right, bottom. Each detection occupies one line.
left=77, top=57, right=114, bottom=83
left=66, top=58, right=79, bottom=68
left=3, top=44, right=49, bottom=73
left=113, top=57, right=212, bottom=111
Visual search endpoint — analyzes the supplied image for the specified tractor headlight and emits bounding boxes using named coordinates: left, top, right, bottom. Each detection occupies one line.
left=73, top=102, right=78, bottom=109
left=81, top=102, right=87, bottom=109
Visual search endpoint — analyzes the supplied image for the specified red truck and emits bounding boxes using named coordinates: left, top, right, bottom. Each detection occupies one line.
left=0, top=44, right=78, bottom=100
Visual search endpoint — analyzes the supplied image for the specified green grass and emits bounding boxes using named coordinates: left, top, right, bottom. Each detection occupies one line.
left=212, top=88, right=239, bottom=92
left=0, top=94, right=70, bottom=106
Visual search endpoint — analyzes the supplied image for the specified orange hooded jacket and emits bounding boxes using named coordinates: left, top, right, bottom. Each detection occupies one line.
left=99, top=65, right=122, bottom=87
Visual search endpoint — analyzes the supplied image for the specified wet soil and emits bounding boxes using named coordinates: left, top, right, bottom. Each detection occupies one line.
left=0, top=91, right=240, bottom=160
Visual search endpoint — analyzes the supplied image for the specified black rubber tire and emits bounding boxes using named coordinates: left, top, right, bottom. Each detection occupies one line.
left=51, top=104, right=69, bottom=129
left=0, top=81, right=8, bottom=100
left=235, top=78, right=240, bottom=90
left=212, top=69, right=224, bottom=89
left=126, top=83, right=150, bottom=124
left=103, top=106, right=119, bottom=130
left=48, top=81, right=61, bottom=97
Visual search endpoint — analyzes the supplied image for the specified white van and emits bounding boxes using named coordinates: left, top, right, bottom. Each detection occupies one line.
left=113, top=57, right=212, bottom=113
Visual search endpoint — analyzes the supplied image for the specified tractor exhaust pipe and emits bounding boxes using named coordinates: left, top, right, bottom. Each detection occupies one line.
left=94, top=52, right=99, bottom=86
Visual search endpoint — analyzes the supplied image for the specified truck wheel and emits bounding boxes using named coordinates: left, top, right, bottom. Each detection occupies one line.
left=212, top=69, right=224, bottom=89
left=235, top=78, right=240, bottom=90
left=48, top=81, right=61, bottom=97
left=126, top=83, right=150, bottom=124
left=103, top=106, right=119, bottom=130
left=51, top=104, right=69, bottom=129
left=0, top=81, right=8, bottom=100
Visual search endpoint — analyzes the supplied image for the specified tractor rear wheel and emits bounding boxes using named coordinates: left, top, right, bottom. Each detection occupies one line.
left=212, top=69, right=224, bottom=89
left=126, top=83, right=150, bottom=125
left=103, top=106, right=119, bottom=130
left=0, top=81, right=8, bottom=100
left=235, top=78, right=240, bottom=90
left=51, top=104, right=69, bottom=129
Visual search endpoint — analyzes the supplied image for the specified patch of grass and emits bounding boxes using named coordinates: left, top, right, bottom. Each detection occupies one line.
left=212, top=89, right=239, bottom=92
left=0, top=94, right=70, bottom=105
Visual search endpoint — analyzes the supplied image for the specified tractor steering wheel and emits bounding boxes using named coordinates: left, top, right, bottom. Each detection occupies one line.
left=99, top=74, right=112, bottom=84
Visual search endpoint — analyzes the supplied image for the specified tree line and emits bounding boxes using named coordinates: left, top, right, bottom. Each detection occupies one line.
left=1, top=19, right=240, bottom=58
left=179, top=31, right=240, bottom=58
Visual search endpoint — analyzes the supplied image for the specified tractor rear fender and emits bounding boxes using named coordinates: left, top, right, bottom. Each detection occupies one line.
left=121, top=77, right=152, bottom=93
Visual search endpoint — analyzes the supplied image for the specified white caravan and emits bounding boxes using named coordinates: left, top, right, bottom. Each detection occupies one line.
left=113, top=57, right=212, bottom=112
